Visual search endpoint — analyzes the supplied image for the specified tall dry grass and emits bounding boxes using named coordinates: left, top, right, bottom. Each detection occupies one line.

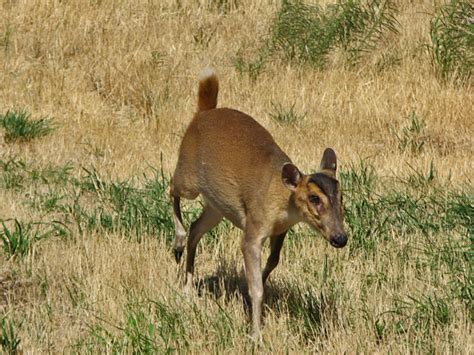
left=0, top=0, right=472, bottom=353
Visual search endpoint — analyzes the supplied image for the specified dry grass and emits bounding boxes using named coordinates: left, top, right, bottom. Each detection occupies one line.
left=0, top=0, right=472, bottom=353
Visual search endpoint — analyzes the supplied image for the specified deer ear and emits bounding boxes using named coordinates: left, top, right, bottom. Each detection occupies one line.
left=282, top=163, right=302, bottom=191
left=320, top=148, right=337, bottom=176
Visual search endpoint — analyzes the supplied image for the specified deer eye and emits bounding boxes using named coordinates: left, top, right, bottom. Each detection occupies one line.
left=309, top=195, right=321, bottom=205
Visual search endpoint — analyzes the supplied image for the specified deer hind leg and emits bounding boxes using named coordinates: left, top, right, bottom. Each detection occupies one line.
left=172, top=195, right=187, bottom=263
left=185, top=204, right=223, bottom=291
left=170, top=175, right=200, bottom=263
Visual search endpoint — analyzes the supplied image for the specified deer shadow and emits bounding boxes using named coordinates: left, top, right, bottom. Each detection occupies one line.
left=194, top=260, right=336, bottom=335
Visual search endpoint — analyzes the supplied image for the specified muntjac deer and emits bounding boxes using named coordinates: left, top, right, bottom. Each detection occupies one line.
left=170, top=68, right=347, bottom=339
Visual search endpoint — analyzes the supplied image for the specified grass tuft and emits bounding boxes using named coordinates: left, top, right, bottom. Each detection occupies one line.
left=0, top=219, right=66, bottom=258
left=0, top=109, right=55, bottom=142
left=81, top=293, right=244, bottom=353
left=72, top=166, right=173, bottom=240
left=340, top=161, right=472, bottom=255
left=209, top=0, right=240, bottom=14
left=395, top=111, right=427, bottom=154
left=233, top=55, right=266, bottom=82
left=0, top=156, right=173, bottom=242
left=268, top=102, right=306, bottom=125
left=0, top=317, right=21, bottom=354
left=235, top=0, right=399, bottom=77
left=429, top=0, right=474, bottom=85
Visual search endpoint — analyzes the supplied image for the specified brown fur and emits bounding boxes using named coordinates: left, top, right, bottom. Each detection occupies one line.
left=171, top=68, right=347, bottom=339
left=197, top=69, right=219, bottom=111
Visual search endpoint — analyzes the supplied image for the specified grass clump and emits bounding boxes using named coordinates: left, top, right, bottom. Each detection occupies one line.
left=71, top=167, right=173, bottom=240
left=209, top=0, right=240, bottom=14
left=395, top=111, right=427, bottom=154
left=86, top=300, right=189, bottom=353
left=81, top=294, right=242, bottom=353
left=233, top=56, right=266, bottom=82
left=271, top=0, right=398, bottom=66
left=0, top=317, right=21, bottom=354
left=429, top=0, right=474, bottom=85
left=268, top=0, right=331, bottom=67
left=0, top=157, right=28, bottom=190
left=340, top=161, right=472, bottom=255
left=268, top=102, right=306, bottom=125
left=0, top=156, right=173, bottom=241
left=0, top=109, right=55, bottom=142
left=0, top=220, right=34, bottom=258
left=235, top=0, right=399, bottom=76
left=0, top=156, right=72, bottom=191
left=0, top=219, right=65, bottom=259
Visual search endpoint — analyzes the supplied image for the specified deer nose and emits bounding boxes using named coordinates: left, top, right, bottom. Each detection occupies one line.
left=330, top=233, right=347, bottom=248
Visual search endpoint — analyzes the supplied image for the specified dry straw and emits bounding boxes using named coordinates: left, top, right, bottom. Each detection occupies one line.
left=0, top=0, right=472, bottom=353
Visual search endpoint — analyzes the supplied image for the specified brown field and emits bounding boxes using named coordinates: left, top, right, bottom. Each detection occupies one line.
left=0, top=0, right=472, bottom=353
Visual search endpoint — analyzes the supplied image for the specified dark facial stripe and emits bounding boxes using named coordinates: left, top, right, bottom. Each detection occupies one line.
left=309, top=173, right=339, bottom=204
